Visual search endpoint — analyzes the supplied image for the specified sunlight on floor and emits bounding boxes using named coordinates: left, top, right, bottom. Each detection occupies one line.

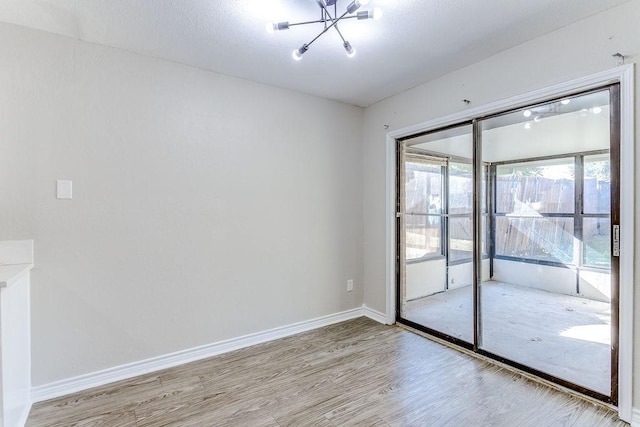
left=560, top=324, right=610, bottom=345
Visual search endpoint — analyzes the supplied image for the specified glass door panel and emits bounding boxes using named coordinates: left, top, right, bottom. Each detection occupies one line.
left=399, top=124, right=474, bottom=344
left=478, top=89, right=613, bottom=396
left=396, top=86, right=619, bottom=403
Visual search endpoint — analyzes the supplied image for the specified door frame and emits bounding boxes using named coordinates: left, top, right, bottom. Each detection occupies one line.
left=384, top=65, right=634, bottom=422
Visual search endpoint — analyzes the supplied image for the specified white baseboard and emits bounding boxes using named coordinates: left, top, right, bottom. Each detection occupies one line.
left=16, top=401, right=32, bottom=427
left=631, top=408, right=640, bottom=427
left=31, top=307, right=365, bottom=403
left=362, top=304, right=388, bottom=324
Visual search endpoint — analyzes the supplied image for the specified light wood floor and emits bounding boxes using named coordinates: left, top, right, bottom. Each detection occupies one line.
left=27, top=318, right=627, bottom=427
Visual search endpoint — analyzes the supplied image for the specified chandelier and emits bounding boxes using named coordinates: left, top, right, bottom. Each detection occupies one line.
left=266, top=0, right=382, bottom=60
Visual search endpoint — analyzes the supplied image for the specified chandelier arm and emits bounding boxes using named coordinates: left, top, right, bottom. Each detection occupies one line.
left=287, top=15, right=357, bottom=27
left=322, top=6, right=327, bottom=29
left=332, top=24, right=347, bottom=43
left=304, top=9, right=350, bottom=48
left=288, top=19, right=331, bottom=27
left=317, top=1, right=348, bottom=43
left=317, top=1, right=338, bottom=24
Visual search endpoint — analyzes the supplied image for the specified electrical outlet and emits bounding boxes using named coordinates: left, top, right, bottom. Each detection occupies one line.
left=347, top=279, right=354, bottom=292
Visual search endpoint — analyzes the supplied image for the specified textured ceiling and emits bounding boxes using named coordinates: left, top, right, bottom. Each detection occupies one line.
left=0, top=0, right=630, bottom=106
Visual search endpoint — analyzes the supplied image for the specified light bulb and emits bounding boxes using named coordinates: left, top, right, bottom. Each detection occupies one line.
left=358, top=7, right=382, bottom=20
left=292, top=44, right=308, bottom=61
left=593, top=106, right=603, bottom=114
left=266, top=22, right=275, bottom=34
left=344, top=41, right=356, bottom=58
left=348, top=0, right=369, bottom=13
left=523, top=110, right=532, bottom=118
left=561, top=99, right=571, bottom=105
left=272, top=22, right=290, bottom=31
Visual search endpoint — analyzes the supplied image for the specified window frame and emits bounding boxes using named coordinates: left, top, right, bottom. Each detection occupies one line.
left=403, top=154, right=446, bottom=263
left=404, top=150, right=489, bottom=265
left=490, top=149, right=611, bottom=270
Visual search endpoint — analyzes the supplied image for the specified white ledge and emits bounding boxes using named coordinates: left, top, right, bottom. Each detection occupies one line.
left=0, top=239, right=33, bottom=265
left=0, top=263, right=34, bottom=288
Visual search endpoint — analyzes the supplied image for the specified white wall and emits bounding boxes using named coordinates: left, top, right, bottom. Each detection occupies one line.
left=362, top=0, right=639, bottom=408
left=580, top=269, right=612, bottom=302
left=492, top=260, right=611, bottom=303
left=449, top=259, right=490, bottom=289
left=406, top=258, right=446, bottom=300
left=493, top=260, right=576, bottom=295
left=0, top=23, right=364, bottom=386
left=405, top=258, right=491, bottom=301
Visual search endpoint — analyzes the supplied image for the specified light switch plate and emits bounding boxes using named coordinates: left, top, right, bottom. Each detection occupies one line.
left=56, top=180, right=73, bottom=199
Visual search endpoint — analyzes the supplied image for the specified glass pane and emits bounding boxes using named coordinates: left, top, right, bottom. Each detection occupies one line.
left=481, top=215, right=488, bottom=256
left=401, top=124, right=473, bottom=344
left=583, top=217, right=611, bottom=268
left=495, top=217, right=574, bottom=264
left=482, top=166, right=488, bottom=214
left=584, top=154, right=611, bottom=214
left=449, top=162, right=472, bottom=215
left=496, top=159, right=575, bottom=214
left=405, top=214, right=441, bottom=260
left=405, top=160, right=442, bottom=214
left=480, top=89, right=612, bottom=397
left=449, top=216, right=472, bottom=263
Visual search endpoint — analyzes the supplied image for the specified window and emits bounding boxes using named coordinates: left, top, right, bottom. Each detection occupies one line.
left=584, top=154, right=611, bottom=214
left=495, top=157, right=575, bottom=264
left=583, top=154, right=612, bottom=268
left=583, top=218, right=611, bottom=268
left=496, top=217, right=574, bottom=263
left=493, top=153, right=610, bottom=269
left=496, top=158, right=575, bottom=215
left=449, top=216, right=472, bottom=262
left=449, top=162, right=472, bottom=215
left=405, top=158, right=443, bottom=260
left=405, top=157, right=489, bottom=264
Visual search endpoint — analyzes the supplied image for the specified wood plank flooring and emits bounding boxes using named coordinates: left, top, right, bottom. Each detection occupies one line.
left=27, top=318, right=628, bottom=426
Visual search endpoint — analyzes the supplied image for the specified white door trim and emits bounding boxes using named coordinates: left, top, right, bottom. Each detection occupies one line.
left=384, top=65, right=635, bottom=422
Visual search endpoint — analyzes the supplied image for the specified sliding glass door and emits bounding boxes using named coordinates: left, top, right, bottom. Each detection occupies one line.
left=477, top=89, right=618, bottom=399
left=397, top=86, right=620, bottom=403
left=398, top=124, right=474, bottom=345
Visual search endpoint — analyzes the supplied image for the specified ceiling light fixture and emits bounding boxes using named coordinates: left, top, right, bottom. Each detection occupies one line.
left=266, top=0, right=382, bottom=60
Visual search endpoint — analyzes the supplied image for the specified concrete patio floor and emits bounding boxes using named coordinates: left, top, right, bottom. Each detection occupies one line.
left=403, top=281, right=612, bottom=396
